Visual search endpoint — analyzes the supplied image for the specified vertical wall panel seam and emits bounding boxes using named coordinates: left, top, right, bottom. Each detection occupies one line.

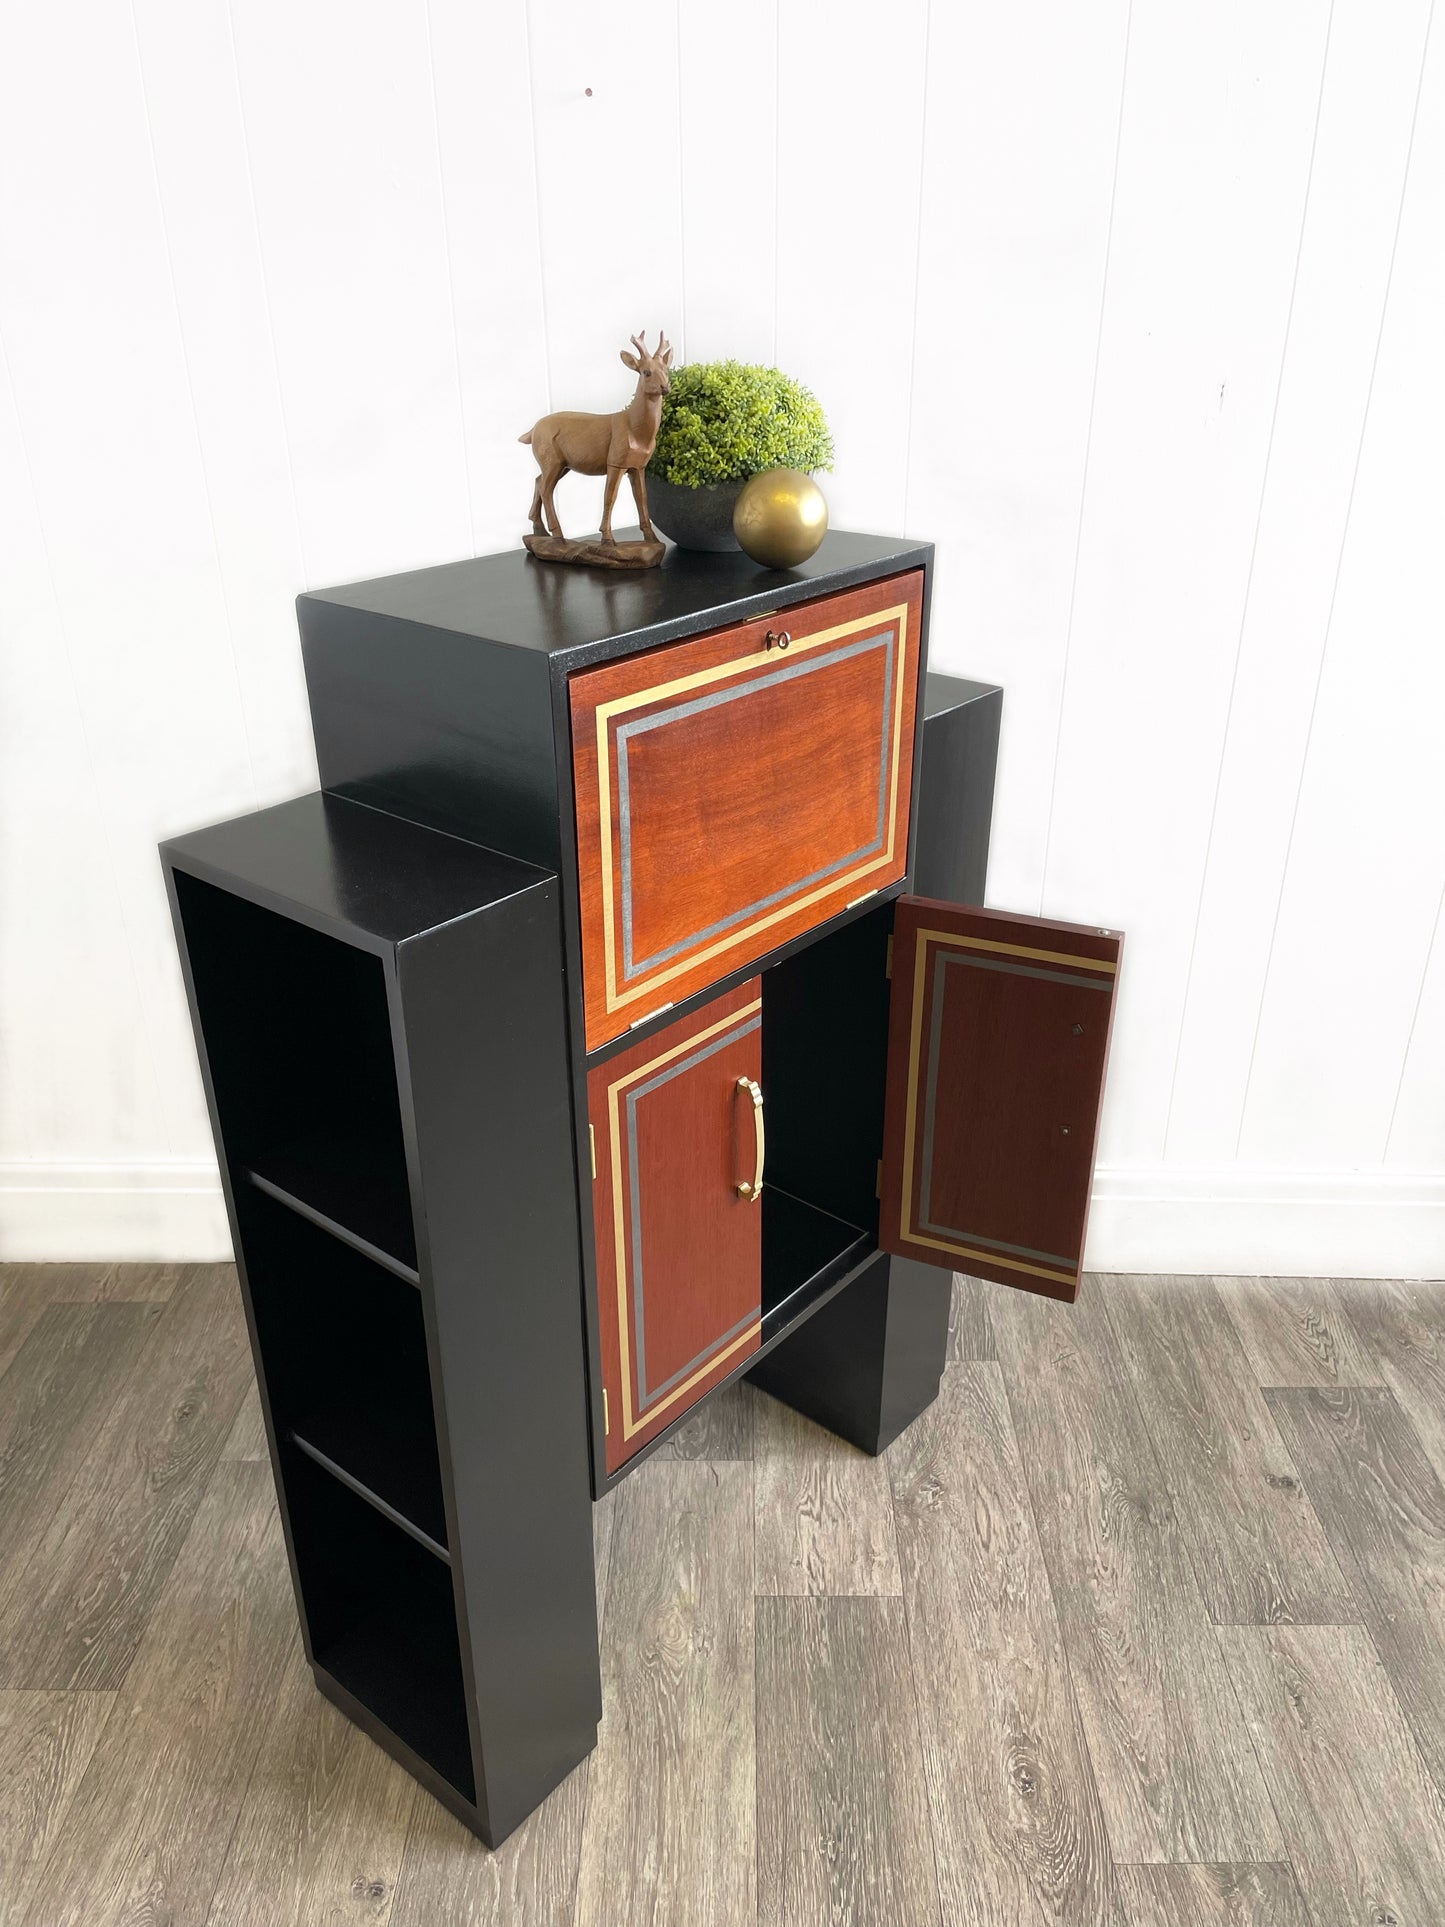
left=421, top=0, right=477, bottom=551
left=1235, top=0, right=1437, bottom=1158
left=221, top=0, right=311, bottom=588
left=127, top=0, right=260, bottom=811
left=1161, top=0, right=1338, bottom=1165
left=772, top=0, right=780, bottom=367
left=899, top=0, right=932, bottom=537
left=521, top=3, right=554, bottom=413
left=1037, top=0, right=1134, bottom=918
left=674, top=0, right=687, bottom=362
left=1384, top=876, right=1445, bottom=1161
left=0, top=326, right=177, bottom=1157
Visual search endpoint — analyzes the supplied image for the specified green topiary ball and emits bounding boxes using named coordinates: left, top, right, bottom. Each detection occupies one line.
left=648, top=361, right=833, bottom=490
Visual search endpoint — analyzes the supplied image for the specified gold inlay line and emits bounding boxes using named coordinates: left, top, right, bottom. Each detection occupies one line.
left=940, top=931, right=1116, bottom=973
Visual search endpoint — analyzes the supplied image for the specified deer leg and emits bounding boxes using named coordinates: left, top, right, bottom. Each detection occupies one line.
left=628, top=466, right=657, bottom=543
left=600, top=466, right=624, bottom=546
left=541, top=463, right=567, bottom=538
left=528, top=472, right=546, bottom=535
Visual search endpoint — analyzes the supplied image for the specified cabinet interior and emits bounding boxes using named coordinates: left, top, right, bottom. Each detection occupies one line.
left=757, top=899, right=894, bottom=1325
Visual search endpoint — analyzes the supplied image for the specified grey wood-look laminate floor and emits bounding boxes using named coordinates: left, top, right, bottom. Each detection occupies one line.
left=2, top=1264, right=1444, bottom=1926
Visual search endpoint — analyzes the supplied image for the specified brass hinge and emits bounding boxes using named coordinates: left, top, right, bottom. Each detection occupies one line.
left=603, top=1387, right=610, bottom=1434
left=630, top=1002, right=673, bottom=1030
left=876, top=1158, right=884, bottom=1200
left=885, top=934, right=893, bottom=979
left=589, top=1123, right=597, bottom=1180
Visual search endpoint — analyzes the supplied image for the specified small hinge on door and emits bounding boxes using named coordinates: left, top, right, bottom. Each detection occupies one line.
left=631, top=1002, right=673, bottom=1030
left=876, top=1158, right=884, bottom=1200
left=589, top=1123, right=596, bottom=1180
left=885, top=934, right=893, bottom=979
left=603, top=1387, right=610, bottom=1434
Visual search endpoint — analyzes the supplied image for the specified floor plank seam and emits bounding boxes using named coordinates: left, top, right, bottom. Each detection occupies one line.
left=1093, top=1279, right=1303, bottom=1860
left=888, top=1446, right=960, bottom=1927
left=197, top=1643, right=296, bottom=1927
left=1265, top=1385, right=1445, bottom=1813
left=982, top=1353, right=1125, bottom=1879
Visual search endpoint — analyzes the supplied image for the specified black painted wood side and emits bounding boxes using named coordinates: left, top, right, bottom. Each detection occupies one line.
left=160, top=793, right=599, bottom=1848
left=749, top=1252, right=952, bottom=1455
left=395, top=871, right=599, bottom=1843
left=915, top=671, right=1002, bottom=905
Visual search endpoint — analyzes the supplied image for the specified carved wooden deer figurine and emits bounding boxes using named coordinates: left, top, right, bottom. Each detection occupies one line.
left=520, top=331, right=673, bottom=550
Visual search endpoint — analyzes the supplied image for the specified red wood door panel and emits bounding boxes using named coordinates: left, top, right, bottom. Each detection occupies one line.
left=879, top=899, right=1122, bottom=1302
left=570, top=570, right=923, bottom=1049
left=588, top=981, right=764, bottom=1474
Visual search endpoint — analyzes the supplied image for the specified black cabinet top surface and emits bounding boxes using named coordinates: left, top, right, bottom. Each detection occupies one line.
left=300, top=528, right=933, bottom=663
left=162, top=793, right=551, bottom=948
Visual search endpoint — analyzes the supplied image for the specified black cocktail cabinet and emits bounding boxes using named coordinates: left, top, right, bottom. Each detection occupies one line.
left=162, top=531, right=1120, bottom=1846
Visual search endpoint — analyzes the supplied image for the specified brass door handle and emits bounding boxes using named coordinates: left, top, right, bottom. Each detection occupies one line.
left=763, top=629, right=791, bottom=651
left=736, top=1076, right=765, bottom=1201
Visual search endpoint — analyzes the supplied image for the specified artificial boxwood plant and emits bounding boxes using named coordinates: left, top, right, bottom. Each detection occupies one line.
left=648, top=361, right=833, bottom=489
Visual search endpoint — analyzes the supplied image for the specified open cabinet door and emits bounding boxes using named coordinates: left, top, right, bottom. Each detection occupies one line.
left=879, top=898, right=1122, bottom=1302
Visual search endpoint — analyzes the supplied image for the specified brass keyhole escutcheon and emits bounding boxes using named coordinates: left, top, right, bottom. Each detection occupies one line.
left=763, top=629, right=792, bottom=651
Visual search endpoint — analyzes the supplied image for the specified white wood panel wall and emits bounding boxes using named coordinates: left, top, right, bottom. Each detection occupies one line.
left=1, top=0, right=1440, bottom=1274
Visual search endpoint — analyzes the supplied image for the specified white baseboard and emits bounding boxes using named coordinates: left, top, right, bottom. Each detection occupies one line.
left=0, top=1160, right=232, bottom=1262
left=1085, top=1165, right=1445, bottom=1279
left=1, top=1159, right=1441, bottom=1279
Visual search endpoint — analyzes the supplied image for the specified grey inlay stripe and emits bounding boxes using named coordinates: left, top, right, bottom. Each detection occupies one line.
left=615, top=631, right=896, bottom=980
left=624, top=1014, right=761, bottom=1407
left=916, top=949, right=1101, bottom=1267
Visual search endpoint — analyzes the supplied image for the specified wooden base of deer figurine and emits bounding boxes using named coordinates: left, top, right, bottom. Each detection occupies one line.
left=520, top=330, right=673, bottom=571
left=522, top=532, right=665, bottom=570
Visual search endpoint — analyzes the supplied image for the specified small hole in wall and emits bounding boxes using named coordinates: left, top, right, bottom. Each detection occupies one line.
left=585, top=86, right=593, bottom=96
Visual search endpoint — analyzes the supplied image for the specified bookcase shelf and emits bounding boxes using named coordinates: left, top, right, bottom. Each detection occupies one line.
left=289, top=1375, right=449, bottom=1562
left=244, top=1142, right=419, bottom=1284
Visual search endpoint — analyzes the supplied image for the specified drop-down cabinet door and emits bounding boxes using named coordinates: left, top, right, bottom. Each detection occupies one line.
left=570, top=571, right=923, bottom=1050
left=879, top=899, right=1123, bottom=1303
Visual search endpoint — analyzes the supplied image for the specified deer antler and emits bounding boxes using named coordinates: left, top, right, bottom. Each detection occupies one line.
left=630, top=331, right=649, bottom=358
left=656, top=330, right=671, bottom=360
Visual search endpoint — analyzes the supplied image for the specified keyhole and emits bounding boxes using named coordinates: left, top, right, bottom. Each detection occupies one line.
left=1072, top=1023, right=1084, bottom=1035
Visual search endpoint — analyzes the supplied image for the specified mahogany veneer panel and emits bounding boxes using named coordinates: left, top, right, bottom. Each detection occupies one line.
left=880, top=900, right=1122, bottom=1301
left=588, top=981, right=764, bottom=1473
left=570, top=571, right=923, bottom=1048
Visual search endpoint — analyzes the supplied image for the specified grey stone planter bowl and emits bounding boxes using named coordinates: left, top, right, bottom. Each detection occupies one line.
left=644, top=475, right=746, bottom=552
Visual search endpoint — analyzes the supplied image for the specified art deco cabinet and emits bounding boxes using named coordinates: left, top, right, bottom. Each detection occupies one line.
left=161, top=530, right=1121, bottom=1847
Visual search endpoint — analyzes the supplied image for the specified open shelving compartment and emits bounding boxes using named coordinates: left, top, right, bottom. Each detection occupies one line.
left=170, top=870, right=475, bottom=1807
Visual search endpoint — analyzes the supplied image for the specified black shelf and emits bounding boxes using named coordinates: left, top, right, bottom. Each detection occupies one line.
left=314, top=1563, right=475, bottom=1804
left=762, top=1186, right=873, bottom=1328
left=289, top=1382, right=448, bottom=1562
left=244, top=1136, right=418, bottom=1283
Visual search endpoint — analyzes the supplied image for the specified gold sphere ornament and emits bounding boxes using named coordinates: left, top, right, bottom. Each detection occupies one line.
left=732, top=468, right=829, bottom=569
